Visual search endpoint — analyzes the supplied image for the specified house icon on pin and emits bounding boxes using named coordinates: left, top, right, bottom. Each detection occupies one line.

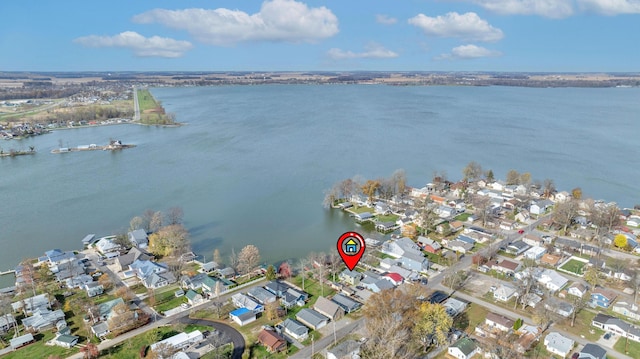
left=345, top=239, right=358, bottom=253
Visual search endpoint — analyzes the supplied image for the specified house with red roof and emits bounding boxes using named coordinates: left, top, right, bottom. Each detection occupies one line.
left=383, top=272, right=403, bottom=286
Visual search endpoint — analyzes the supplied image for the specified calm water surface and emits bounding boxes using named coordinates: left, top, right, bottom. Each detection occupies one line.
left=1, top=85, right=639, bottom=285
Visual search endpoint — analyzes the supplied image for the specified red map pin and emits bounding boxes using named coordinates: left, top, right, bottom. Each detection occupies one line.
left=337, top=231, right=366, bottom=271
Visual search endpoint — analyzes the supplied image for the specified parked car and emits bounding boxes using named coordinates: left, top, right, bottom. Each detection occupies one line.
left=604, top=332, right=611, bottom=340
left=571, top=353, right=579, bottom=359
left=518, top=229, right=525, bottom=234
left=181, top=303, right=190, bottom=309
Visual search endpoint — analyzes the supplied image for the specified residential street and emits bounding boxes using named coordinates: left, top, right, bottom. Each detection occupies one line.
left=289, top=317, right=365, bottom=359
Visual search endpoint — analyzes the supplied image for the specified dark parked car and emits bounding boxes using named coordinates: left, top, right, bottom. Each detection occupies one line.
left=604, top=332, right=611, bottom=340
left=571, top=353, right=579, bottom=359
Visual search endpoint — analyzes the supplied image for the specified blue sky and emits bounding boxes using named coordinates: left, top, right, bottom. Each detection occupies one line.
left=1, top=0, right=639, bottom=72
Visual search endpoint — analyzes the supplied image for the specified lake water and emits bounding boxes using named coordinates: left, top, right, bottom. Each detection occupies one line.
left=1, top=85, right=639, bottom=285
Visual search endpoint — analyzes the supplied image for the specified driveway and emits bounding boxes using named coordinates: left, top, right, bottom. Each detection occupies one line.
left=177, top=317, right=245, bottom=359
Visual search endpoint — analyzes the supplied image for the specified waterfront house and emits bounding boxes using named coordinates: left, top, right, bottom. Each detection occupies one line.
left=314, top=296, right=344, bottom=321
left=281, top=318, right=308, bottom=341
left=216, top=267, right=235, bottom=278
left=94, top=236, right=120, bottom=255
left=590, top=287, right=617, bottom=308
left=354, top=212, right=373, bottom=222
left=230, top=308, right=257, bottom=326
left=374, top=202, right=391, bottom=215
left=232, top=293, right=263, bottom=313
left=44, top=249, right=77, bottom=272
left=485, top=312, right=514, bottom=332
left=247, top=287, right=277, bottom=305
left=578, top=344, right=607, bottom=359
left=339, top=269, right=362, bottom=286
left=128, top=229, right=148, bottom=248
left=257, top=329, right=287, bottom=353
left=116, top=247, right=153, bottom=272
left=447, top=337, right=480, bottom=359
left=296, top=308, right=329, bottom=330
left=200, top=261, right=220, bottom=273
left=493, top=284, right=517, bottom=302
left=544, top=332, right=574, bottom=358
left=331, top=294, right=361, bottom=313
left=22, top=309, right=65, bottom=332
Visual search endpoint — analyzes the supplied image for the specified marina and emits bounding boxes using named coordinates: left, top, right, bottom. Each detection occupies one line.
left=51, top=139, right=135, bottom=154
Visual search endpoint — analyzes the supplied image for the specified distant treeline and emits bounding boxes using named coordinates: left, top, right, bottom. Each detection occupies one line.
left=40, top=106, right=133, bottom=124
left=0, top=88, right=80, bottom=100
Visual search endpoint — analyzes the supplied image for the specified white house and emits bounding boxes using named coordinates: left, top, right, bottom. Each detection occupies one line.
left=150, top=331, right=204, bottom=352
left=535, top=269, right=569, bottom=292
left=447, top=338, right=480, bottom=359
left=485, top=312, right=514, bottom=332
left=493, top=284, right=517, bottom=302
left=544, top=332, right=574, bottom=358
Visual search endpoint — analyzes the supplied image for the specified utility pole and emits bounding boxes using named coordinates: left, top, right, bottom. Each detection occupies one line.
left=333, top=320, right=337, bottom=346
left=311, top=336, right=314, bottom=357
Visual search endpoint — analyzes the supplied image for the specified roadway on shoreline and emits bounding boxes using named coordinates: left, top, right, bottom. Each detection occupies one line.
left=132, top=86, right=140, bottom=121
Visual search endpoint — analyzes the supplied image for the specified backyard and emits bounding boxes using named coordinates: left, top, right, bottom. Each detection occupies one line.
left=559, top=259, right=587, bottom=275
left=614, top=337, right=640, bottom=358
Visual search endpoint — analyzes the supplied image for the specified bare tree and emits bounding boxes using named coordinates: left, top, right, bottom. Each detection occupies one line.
left=237, top=245, right=261, bottom=276
left=129, top=216, right=144, bottom=231
left=278, top=261, right=292, bottom=279
left=213, top=248, right=223, bottom=266
left=228, top=248, right=239, bottom=272
left=553, top=200, right=579, bottom=233
left=149, top=342, right=178, bottom=359
left=391, top=169, right=408, bottom=197
left=462, top=161, right=483, bottom=182
left=166, top=206, right=184, bottom=225
left=322, top=184, right=340, bottom=208
left=543, top=178, right=556, bottom=198
left=149, top=211, right=164, bottom=233
left=473, top=195, right=493, bottom=227
left=506, top=169, right=520, bottom=185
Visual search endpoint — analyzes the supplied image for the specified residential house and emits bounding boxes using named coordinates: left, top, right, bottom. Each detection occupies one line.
left=567, top=283, right=588, bottom=298
left=94, top=236, right=120, bottom=255
left=185, top=290, right=203, bottom=305
left=578, top=343, right=607, bottom=359
left=202, top=276, right=231, bottom=297
left=506, top=240, right=530, bottom=255
left=296, top=308, right=329, bottom=330
left=281, top=288, right=308, bottom=308
left=11, top=293, right=51, bottom=315
left=264, top=281, right=292, bottom=297
left=524, top=246, right=547, bottom=261
left=436, top=205, right=456, bottom=218
left=417, top=237, right=441, bottom=253
left=314, top=296, right=344, bottom=321
left=150, top=331, right=204, bottom=352
left=493, top=284, right=517, bottom=302
left=331, top=294, right=361, bottom=313
left=200, top=261, right=220, bottom=273
left=544, top=298, right=574, bottom=318
left=43, top=249, right=77, bottom=273
left=447, top=337, right=480, bottom=359
left=523, top=235, right=545, bottom=248
left=116, top=247, right=153, bottom=272
left=592, top=314, right=640, bottom=342
left=181, top=273, right=208, bottom=291
left=485, top=312, right=514, bottom=332
left=128, top=229, right=148, bottom=248
left=129, top=259, right=175, bottom=289
left=231, top=293, right=263, bottom=313
left=530, top=200, right=553, bottom=215
left=364, top=278, right=395, bottom=293
left=10, top=333, right=34, bottom=350
left=590, top=287, right=617, bottom=308
left=84, top=282, right=104, bottom=297
left=522, top=293, right=543, bottom=308
left=354, top=212, right=373, bottom=222
left=500, top=219, right=517, bottom=231
left=455, top=235, right=476, bottom=245
left=327, top=339, right=361, bottom=359
left=52, top=334, right=79, bottom=348
left=257, top=329, right=287, bottom=353
left=443, top=297, right=468, bottom=317
left=216, top=267, right=235, bottom=278
left=142, top=271, right=176, bottom=289
left=515, top=210, right=530, bottom=223
left=493, top=260, right=521, bottom=276
left=383, top=272, right=404, bottom=286
left=0, top=314, right=16, bottom=334
left=230, top=308, right=257, bottom=326
left=281, top=318, right=308, bottom=341
left=535, top=268, right=569, bottom=292
left=65, top=274, right=93, bottom=289
left=446, top=240, right=474, bottom=254
left=97, top=298, right=125, bottom=321
left=339, top=269, right=362, bottom=286
left=22, top=309, right=65, bottom=332
left=91, top=322, right=110, bottom=338
left=247, top=287, right=277, bottom=305
left=449, top=220, right=464, bottom=232
left=544, top=332, right=574, bottom=358
left=540, top=254, right=561, bottom=267
left=612, top=301, right=640, bottom=321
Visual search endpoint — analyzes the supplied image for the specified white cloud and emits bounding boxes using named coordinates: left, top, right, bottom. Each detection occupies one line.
left=437, top=44, right=502, bottom=60
left=408, top=12, right=504, bottom=42
left=74, top=31, right=193, bottom=58
left=470, top=0, right=574, bottom=19
left=132, top=0, right=339, bottom=46
left=327, top=43, right=399, bottom=60
left=376, top=14, right=398, bottom=25
left=578, top=0, right=640, bottom=15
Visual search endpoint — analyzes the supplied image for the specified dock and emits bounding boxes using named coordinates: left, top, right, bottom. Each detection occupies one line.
left=0, top=269, right=16, bottom=276
left=51, top=140, right=136, bottom=154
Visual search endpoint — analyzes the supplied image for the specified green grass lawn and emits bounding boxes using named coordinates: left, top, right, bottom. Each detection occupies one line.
left=454, top=212, right=472, bottom=222
left=99, top=326, right=176, bottom=359
left=614, top=336, right=640, bottom=358
left=149, top=285, right=187, bottom=313
left=463, top=303, right=489, bottom=332
left=137, top=89, right=159, bottom=111
left=554, top=309, right=604, bottom=342
left=349, top=206, right=374, bottom=214
left=559, top=259, right=586, bottom=275
left=2, top=331, right=78, bottom=359
left=376, top=214, right=399, bottom=222
left=525, top=339, right=556, bottom=358
left=424, top=251, right=444, bottom=265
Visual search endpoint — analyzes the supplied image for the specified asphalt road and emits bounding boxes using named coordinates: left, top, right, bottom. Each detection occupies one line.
left=176, top=317, right=245, bottom=359
left=289, top=317, right=365, bottom=359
